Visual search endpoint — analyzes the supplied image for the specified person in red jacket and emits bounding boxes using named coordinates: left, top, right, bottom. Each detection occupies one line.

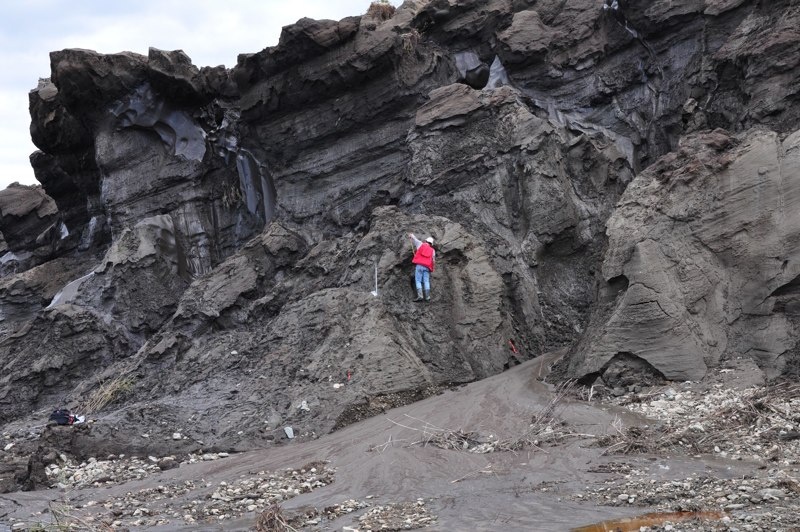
left=409, top=233, right=435, bottom=302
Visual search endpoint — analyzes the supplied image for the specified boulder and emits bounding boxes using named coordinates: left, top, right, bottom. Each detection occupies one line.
left=0, top=184, right=63, bottom=274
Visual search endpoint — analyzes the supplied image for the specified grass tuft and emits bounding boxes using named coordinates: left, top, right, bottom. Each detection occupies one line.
left=80, top=375, right=135, bottom=414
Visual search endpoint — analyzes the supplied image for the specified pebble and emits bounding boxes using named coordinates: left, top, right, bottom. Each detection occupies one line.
left=757, top=488, right=785, bottom=500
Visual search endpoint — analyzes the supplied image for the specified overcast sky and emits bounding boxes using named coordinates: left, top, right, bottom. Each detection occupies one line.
left=0, top=0, right=400, bottom=190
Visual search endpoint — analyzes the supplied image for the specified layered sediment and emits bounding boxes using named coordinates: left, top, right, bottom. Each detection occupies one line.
left=0, top=0, right=799, bottom=496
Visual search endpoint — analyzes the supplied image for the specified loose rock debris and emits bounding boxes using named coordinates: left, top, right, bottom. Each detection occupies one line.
left=5, top=446, right=440, bottom=531
left=43, top=451, right=231, bottom=489
left=11, top=461, right=337, bottom=530
left=572, top=377, right=800, bottom=531
left=600, top=381, right=800, bottom=462
left=261, top=499, right=436, bottom=531
left=357, top=499, right=437, bottom=531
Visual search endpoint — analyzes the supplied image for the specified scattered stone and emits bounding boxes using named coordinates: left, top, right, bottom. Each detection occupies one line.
left=757, top=488, right=785, bottom=500
left=157, top=457, right=178, bottom=471
left=581, top=376, right=800, bottom=531
left=358, top=500, right=437, bottom=530
left=323, top=498, right=370, bottom=519
left=64, top=461, right=338, bottom=529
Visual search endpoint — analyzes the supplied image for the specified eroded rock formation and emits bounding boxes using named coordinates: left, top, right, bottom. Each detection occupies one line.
left=1, top=0, right=800, bottom=489
left=570, top=128, right=800, bottom=384
left=0, top=184, right=60, bottom=272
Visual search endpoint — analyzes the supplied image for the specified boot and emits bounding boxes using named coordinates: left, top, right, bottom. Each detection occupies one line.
left=414, top=288, right=424, bottom=302
left=424, top=289, right=431, bottom=302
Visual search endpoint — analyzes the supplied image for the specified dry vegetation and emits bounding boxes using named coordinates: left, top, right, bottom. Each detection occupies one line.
left=380, top=381, right=579, bottom=454
left=254, top=502, right=294, bottom=532
left=597, top=380, right=800, bottom=457
left=367, top=1, right=396, bottom=21
left=79, top=375, right=134, bottom=414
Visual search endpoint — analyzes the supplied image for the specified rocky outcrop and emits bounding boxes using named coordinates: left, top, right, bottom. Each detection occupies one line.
left=406, top=82, right=627, bottom=351
left=98, top=208, right=520, bottom=450
left=30, top=48, right=268, bottom=276
left=0, top=304, right=133, bottom=425
left=1, top=0, right=800, bottom=484
left=0, top=184, right=61, bottom=273
left=0, top=256, right=95, bottom=338
left=569, top=127, right=800, bottom=383
left=493, top=0, right=800, bottom=169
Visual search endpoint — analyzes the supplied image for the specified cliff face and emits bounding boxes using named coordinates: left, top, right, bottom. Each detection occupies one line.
left=570, top=128, right=800, bottom=383
left=1, top=0, right=800, bottom=481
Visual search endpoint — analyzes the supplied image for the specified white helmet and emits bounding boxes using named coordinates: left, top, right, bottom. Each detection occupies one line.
left=425, top=237, right=434, bottom=244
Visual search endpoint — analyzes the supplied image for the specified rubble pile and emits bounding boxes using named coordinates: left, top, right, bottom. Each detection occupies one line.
left=322, top=498, right=372, bottom=520
left=181, top=462, right=335, bottom=523
left=276, top=498, right=373, bottom=529
left=15, top=461, right=337, bottom=529
left=42, top=451, right=232, bottom=489
left=605, top=381, right=800, bottom=462
left=356, top=499, right=437, bottom=531
left=579, top=472, right=800, bottom=531
left=578, top=376, right=800, bottom=531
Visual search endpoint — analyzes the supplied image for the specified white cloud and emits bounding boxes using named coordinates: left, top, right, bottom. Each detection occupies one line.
left=0, top=0, right=399, bottom=190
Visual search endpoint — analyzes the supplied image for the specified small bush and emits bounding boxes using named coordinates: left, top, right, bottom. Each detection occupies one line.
left=367, top=1, right=396, bottom=21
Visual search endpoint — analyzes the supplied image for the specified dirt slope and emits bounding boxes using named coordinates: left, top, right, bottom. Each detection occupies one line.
left=5, top=355, right=793, bottom=531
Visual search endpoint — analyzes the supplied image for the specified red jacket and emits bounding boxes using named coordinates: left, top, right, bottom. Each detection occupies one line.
left=412, top=243, right=435, bottom=272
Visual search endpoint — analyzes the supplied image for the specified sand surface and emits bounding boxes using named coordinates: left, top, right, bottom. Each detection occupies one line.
left=0, top=354, right=764, bottom=531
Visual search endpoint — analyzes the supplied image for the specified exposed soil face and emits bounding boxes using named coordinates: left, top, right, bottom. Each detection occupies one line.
left=2, top=1, right=800, bottom=529
left=2, top=356, right=798, bottom=531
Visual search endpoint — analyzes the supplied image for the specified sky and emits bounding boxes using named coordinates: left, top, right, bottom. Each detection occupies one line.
left=0, top=0, right=400, bottom=190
